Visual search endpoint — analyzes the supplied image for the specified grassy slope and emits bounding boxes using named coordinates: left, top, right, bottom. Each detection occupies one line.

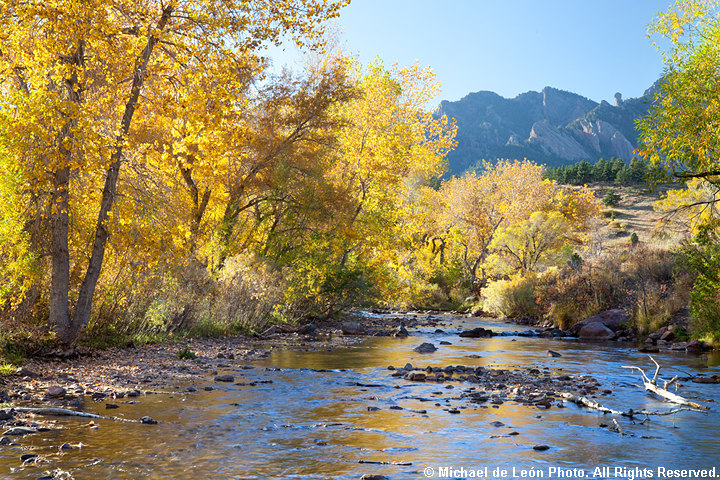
left=584, top=183, right=687, bottom=251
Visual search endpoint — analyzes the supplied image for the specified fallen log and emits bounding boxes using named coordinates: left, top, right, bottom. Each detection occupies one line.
left=11, top=407, right=146, bottom=423
left=622, top=356, right=709, bottom=410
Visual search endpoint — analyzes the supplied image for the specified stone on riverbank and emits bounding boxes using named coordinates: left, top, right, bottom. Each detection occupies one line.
left=297, top=324, right=317, bottom=335
left=341, top=321, right=368, bottom=336
left=45, top=386, right=66, bottom=398
left=572, top=309, right=628, bottom=337
left=577, top=322, right=614, bottom=340
left=686, top=340, right=708, bottom=355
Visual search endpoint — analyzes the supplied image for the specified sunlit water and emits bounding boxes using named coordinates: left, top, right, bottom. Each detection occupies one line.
left=2, top=314, right=720, bottom=479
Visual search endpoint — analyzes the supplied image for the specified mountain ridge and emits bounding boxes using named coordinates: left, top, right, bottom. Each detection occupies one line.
left=437, top=84, right=655, bottom=174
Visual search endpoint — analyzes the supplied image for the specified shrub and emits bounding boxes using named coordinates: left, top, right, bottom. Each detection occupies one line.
left=602, top=189, right=621, bottom=207
left=176, top=346, right=197, bottom=360
left=679, top=224, right=720, bottom=344
left=483, top=274, right=541, bottom=319
left=536, top=247, right=689, bottom=333
left=602, top=210, right=617, bottom=220
left=630, top=232, right=639, bottom=246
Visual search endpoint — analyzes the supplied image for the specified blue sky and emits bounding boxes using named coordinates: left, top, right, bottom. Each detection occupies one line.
left=269, top=0, right=673, bottom=105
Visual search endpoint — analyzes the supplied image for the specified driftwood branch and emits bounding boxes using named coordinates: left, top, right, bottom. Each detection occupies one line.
left=559, top=392, right=707, bottom=418
left=622, top=356, right=709, bottom=411
left=12, top=407, right=143, bottom=423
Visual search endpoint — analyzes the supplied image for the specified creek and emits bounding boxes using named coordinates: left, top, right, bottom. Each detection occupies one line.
left=2, top=313, right=719, bottom=479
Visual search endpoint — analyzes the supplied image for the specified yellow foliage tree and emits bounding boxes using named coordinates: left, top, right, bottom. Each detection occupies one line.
left=0, top=0, right=349, bottom=344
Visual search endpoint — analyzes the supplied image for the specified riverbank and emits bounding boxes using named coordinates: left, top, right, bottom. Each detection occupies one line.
left=0, top=312, right=453, bottom=416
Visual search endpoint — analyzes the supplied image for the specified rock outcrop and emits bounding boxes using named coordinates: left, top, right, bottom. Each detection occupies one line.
left=435, top=84, right=656, bottom=174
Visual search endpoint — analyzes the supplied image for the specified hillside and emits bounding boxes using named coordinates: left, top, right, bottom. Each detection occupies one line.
left=437, top=84, right=656, bottom=174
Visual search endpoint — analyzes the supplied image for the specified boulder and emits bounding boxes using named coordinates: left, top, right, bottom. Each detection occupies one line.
left=571, top=309, right=628, bottom=335
left=296, top=324, right=317, bottom=335
left=17, top=367, right=39, bottom=378
left=547, top=350, right=562, bottom=358
left=459, top=327, right=494, bottom=338
left=392, top=323, right=409, bottom=337
left=341, top=321, right=367, bottom=336
left=405, top=372, right=426, bottom=381
left=692, top=375, right=720, bottom=384
left=413, top=342, right=437, bottom=354
left=577, top=322, right=614, bottom=340
left=3, top=427, right=38, bottom=436
left=214, top=375, right=234, bottom=382
left=45, top=386, right=66, bottom=398
left=660, top=328, right=676, bottom=342
left=686, top=340, right=707, bottom=355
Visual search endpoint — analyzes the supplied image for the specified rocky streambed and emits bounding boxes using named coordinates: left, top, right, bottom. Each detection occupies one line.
left=1, top=312, right=720, bottom=479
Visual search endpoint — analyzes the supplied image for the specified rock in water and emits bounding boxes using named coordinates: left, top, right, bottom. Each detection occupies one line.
left=3, top=427, right=38, bottom=436
left=392, top=323, right=409, bottom=337
left=459, top=327, right=494, bottom=338
left=214, top=375, right=234, bottom=382
left=413, top=343, right=437, bottom=354
left=140, top=416, right=158, bottom=425
left=341, top=321, right=367, bottom=335
left=547, top=350, right=562, bottom=357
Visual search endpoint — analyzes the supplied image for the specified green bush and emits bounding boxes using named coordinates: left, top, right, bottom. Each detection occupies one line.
left=602, top=210, right=617, bottom=220
left=177, top=346, right=197, bottom=360
left=679, top=223, right=720, bottom=345
left=602, top=189, right=621, bottom=207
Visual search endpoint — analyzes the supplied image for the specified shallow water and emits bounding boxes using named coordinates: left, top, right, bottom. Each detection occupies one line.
left=2, top=314, right=720, bottom=479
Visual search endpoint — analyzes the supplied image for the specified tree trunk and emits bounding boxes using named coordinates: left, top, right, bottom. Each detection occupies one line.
left=61, top=6, right=173, bottom=345
left=50, top=166, right=73, bottom=343
left=50, top=41, right=84, bottom=344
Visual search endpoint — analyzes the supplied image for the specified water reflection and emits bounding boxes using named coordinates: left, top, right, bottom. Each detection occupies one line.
left=2, top=315, right=719, bottom=479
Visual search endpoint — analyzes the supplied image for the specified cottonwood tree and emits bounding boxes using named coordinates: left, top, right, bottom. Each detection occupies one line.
left=488, top=211, right=570, bottom=276
left=0, top=0, right=348, bottom=345
left=639, top=0, right=720, bottom=186
left=439, top=160, right=554, bottom=292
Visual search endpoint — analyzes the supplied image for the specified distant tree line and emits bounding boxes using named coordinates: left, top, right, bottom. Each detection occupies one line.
left=543, top=157, right=648, bottom=186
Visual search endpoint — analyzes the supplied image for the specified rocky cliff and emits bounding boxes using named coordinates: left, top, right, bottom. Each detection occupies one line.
left=436, top=85, right=654, bottom=174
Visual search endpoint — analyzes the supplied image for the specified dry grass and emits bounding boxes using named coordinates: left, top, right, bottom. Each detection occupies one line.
left=582, top=183, right=689, bottom=252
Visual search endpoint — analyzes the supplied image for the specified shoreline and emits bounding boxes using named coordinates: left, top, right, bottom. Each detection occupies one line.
left=0, top=312, right=437, bottom=416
